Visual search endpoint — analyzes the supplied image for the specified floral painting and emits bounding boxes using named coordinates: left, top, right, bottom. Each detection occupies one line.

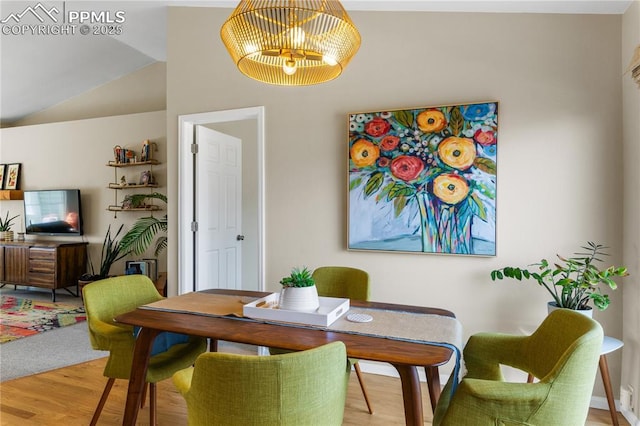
left=4, top=164, right=20, bottom=190
left=348, top=102, right=497, bottom=256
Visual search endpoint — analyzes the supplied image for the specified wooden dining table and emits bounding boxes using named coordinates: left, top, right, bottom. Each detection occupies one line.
left=115, top=289, right=458, bottom=426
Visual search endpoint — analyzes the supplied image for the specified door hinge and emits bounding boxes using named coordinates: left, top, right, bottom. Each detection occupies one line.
left=191, top=143, right=198, bottom=154
left=191, top=221, right=198, bottom=232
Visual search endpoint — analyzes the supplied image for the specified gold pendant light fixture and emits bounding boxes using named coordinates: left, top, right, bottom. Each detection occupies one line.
left=220, top=0, right=361, bottom=86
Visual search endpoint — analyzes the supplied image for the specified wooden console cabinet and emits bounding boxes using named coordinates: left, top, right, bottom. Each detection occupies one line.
left=0, top=241, right=88, bottom=302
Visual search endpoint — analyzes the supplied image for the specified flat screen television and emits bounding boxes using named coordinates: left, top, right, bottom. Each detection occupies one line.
left=24, top=189, right=84, bottom=236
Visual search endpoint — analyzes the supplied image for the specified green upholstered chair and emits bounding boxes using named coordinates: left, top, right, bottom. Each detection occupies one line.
left=83, top=275, right=207, bottom=426
left=172, top=341, right=351, bottom=426
left=433, top=309, right=604, bottom=426
left=311, top=266, right=374, bottom=414
left=270, top=266, right=374, bottom=413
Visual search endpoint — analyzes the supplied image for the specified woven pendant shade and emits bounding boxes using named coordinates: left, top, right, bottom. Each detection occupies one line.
left=220, top=0, right=361, bottom=86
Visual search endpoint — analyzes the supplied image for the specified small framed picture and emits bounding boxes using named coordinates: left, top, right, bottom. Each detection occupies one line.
left=125, top=260, right=148, bottom=277
left=0, top=164, right=6, bottom=189
left=4, top=163, right=21, bottom=190
left=143, top=258, right=158, bottom=282
left=139, top=170, right=152, bottom=185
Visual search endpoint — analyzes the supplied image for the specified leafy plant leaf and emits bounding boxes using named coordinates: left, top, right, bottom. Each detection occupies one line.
left=349, top=176, right=363, bottom=191
left=120, top=216, right=168, bottom=255
left=449, top=107, right=464, bottom=136
left=395, top=110, right=414, bottom=128
left=387, top=183, right=415, bottom=200
left=393, top=196, right=408, bottom=217
left=364, top=172, right=384, bottom=197
left=470, top=193, right=487, bottom=221
left=474, top=157, right=497, bottom=175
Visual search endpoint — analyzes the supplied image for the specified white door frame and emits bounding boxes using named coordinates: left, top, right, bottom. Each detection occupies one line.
left=178, top=106, right=266, bottom=295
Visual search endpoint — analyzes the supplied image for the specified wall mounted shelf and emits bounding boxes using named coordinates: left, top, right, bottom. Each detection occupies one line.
left=107, top=205, right=162, bottom=212
left=107, top=155, right=162, bottom=217
left=0, top=190, right=24, bottom=200
left=106, top=160, right=160, bottom=168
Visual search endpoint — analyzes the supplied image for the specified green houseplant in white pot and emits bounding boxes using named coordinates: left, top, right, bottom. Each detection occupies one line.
left=491, top=241, right=628, bottom=314
left=0, top=212, right=19, bottom=241
left=278, top=266, right=319, bottom=312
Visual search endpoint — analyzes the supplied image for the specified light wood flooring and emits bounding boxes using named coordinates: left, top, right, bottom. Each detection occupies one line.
left=0, top=357, right=629, bottom=425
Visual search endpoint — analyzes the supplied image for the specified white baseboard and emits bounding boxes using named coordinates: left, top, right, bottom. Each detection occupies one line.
left=620, top=408, right=640, bottom=426
left=590, top=395, right=618, bottom=411
left=359, top=360, right=640, bottom=426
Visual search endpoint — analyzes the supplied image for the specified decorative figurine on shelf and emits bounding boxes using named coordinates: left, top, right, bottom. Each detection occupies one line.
left=139, top=170, right=152, bottom=185
left=113, top=145, right=122, bottom=163
left=125, top=150, right=135, bottom=163
left=141, top=140, right=150, bottom=162
left=120, top=175, right=127, bottom=186
left=121, top=196, right=133, bottom=210
left=140, top=139, right=157, bottom=162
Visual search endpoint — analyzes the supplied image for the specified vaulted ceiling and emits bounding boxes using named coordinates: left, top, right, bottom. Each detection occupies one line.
left=0, top=0, right=633, bottom=126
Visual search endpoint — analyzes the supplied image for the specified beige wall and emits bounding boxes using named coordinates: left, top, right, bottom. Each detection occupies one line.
left=0, top=111, right=167, bottom=275
left=6, top=62, right=166, bottom=128
left=167, top=8, right=625, bottom=400
left=622, top=0, right=640, bottom=418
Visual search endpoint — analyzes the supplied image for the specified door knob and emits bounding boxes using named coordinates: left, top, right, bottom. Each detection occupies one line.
left=237, top=235, right=245, bottom=241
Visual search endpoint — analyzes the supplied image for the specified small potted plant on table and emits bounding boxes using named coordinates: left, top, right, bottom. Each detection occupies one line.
left=491, top=241, right=628, bottom=314
left=0, top=212, right=19, bottom=241
left=278, top=266, right=319, bottom=312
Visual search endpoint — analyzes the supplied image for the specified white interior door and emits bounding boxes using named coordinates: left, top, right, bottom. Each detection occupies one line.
left=195, top=125, right=242, bottom=291
left=178, top=107, right=265, bottom=296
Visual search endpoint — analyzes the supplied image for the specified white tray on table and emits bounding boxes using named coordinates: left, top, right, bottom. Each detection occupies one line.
left=243, top=293, right=349, bottom=327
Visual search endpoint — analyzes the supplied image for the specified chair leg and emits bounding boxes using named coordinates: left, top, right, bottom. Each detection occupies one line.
left=90, top=378, right=115, bottom=426
left=140, top=382, right=148, bottom=408
left=599, top=355, right=619, bottom=426
left=354, top=362, right=374, bottom=414
left=150, top=383, right=157, bottom=426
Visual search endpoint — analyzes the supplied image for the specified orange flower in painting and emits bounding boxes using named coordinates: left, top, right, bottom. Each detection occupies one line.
left=438, top=137, right=476, bottom=170
left=417, top=110, right=447, bottom=133
left=350, top=139, right=380, bottom=168
left=433, top=174, right=470, bottom=205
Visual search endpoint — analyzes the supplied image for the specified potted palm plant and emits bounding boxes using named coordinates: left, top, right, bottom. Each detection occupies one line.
left=278, top=266, right=319, bottom=312
left=119, top=192, right=167, bottom=256
left=491, top=241, right=628, bottom=313
left=0, top=212, right=19, bottom=241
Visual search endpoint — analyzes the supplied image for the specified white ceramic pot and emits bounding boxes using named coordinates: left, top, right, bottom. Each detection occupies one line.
left=279, top=285, right=320, bottom=312
left=547, top=301, right=593, bottom=318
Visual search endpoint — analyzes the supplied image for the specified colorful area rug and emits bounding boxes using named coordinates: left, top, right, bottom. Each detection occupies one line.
left=0, top=296, right=86, bottom=343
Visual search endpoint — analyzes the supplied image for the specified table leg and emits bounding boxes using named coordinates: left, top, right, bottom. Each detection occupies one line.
left=122, top=327, right=159, bottom=426
left=209, top=339, right=218, bottom=352
left=599, top=355, right=619, bottom=426
left=394, top=364, right=424, bottom=426
left=424, top=366, right=441, bottom=413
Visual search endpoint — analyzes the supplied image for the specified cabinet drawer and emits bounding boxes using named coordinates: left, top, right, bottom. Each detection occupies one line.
left=29, top=259, right=55, bottom=274
left=28, top=273, right=55, bottom=287
left=30, top=248, right=56, bottom=260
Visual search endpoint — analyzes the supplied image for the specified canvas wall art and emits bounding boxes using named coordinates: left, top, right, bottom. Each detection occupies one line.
left=348, top=102, right=498, bottom=256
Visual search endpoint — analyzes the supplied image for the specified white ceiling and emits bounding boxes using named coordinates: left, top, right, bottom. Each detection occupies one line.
left=0, top=0, right=633, bottom=125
